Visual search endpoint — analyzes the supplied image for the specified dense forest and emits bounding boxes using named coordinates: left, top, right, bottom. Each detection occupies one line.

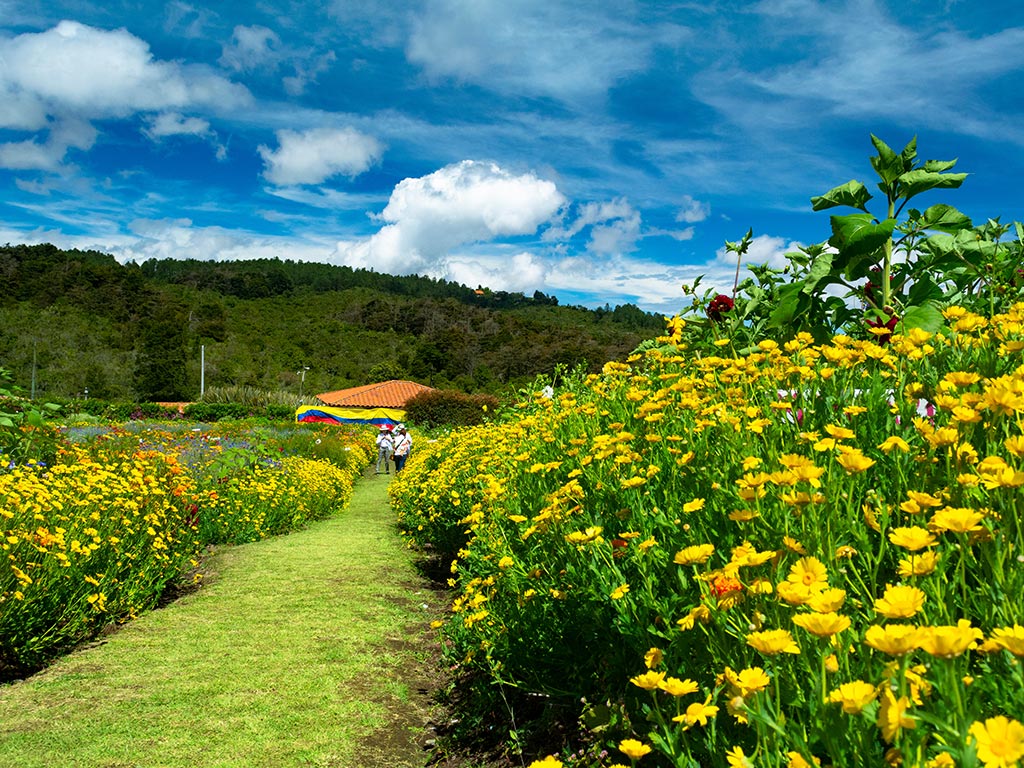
left=0, top=243, right=664, bottom=401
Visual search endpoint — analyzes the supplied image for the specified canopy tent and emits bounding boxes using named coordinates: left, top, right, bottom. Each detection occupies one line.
left=295, top=379, right=433, bottom=426
left=295, top=404, right=405, bottom=427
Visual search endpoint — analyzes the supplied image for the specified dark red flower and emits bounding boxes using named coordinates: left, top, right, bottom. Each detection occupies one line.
left=707, top=294, right=734, bottom=323
left=866, top=312, right=899, bottom=344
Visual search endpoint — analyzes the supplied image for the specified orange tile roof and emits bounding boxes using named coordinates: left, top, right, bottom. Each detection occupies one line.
left=315, top=379, right=434, bottom=408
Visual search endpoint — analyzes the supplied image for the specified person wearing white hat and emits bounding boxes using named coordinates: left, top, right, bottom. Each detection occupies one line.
left=375, top=425, right=394, bottom=474
left=392, top=424, right=413, bottom=472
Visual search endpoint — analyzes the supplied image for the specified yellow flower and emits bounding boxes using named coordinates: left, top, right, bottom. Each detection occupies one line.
left=864, top=624, right=920, bottom=656
left=927, top=753, right=956, bottom=767
left=874, top=584, right=926, bottom=619
left=683, top=498, right=706, bottom=513
left=498, top=556, right=515, bottom=569
left=836, top=447, right=876, bottom=473
left=528, top=757, right=564, bottom=768
left=829, top=680, right=878, bottom=714
left=734, top=667, right=771, bottom=696
left=783, top=535, right=807, bottom=554
left=674, top=544, right=715, bottom=565
left=677, top=606, right=710, bottom=631
left=878, top=436, right=911, bottom=453
left=726, top=746, right=754, bottom=768
left=611, top=584, right=630, bottom=600
left=917, top=620, right=982, bottom=658
left=806, top=588, right=847, bottom=613
left=673, top=695, right=720, bottom=728
left=565, top=526, right=604, bottom=544
left=630, top=670, right=666, bottom=690
left=788, top=752, right=822, bottom=768
left=793, top=612, right=850, bottom=638
left=930, top=506, right=986, bottom=534
left=618, top=739, right=653, bottom=761
left=825, top=423, right=856, bottom=440
left=990, top=625, right=1024, bottom=656
left=660, top=677, right=700, bottom=696
left=747, top=628, right=800, bottom=655
left=969, top=716, right=1024, bottom=768
left=776, top=581, right=812, bottom=606
left=877, top=688, right=916, bottom=743
left=786, top=556, right=829, bottom=591
left=889, top=526, right=937, bottom=551
left=644, top=647, right=663, bottom=669
left=897, top=551, right=940, bottom=577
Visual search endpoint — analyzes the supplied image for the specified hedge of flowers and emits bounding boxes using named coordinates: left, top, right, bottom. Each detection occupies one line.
left=390, top=304, right=1024, bottom=768
left=1, top=424, right=373, bottom=674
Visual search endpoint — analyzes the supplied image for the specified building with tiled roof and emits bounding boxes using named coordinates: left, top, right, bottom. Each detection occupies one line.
left=316, top=379, right=433, bottom=408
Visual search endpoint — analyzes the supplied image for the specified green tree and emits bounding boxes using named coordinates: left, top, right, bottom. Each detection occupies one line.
left=134, top=297, right=190, bottom=401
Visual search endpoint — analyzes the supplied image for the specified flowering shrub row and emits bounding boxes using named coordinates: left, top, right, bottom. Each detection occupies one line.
left=1, top=424, right=373, bottom=675
left=391, top=304, right=1024, bottom=768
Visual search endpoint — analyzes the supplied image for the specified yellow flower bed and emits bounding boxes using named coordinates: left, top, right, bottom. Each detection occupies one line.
left=1, top=427, right=371, bottom=674
left=392, top=304, right=1024, bottom=767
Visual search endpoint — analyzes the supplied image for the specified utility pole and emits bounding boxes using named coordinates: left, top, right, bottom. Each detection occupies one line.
left=298, top=366, right=310, bottom=399
left=201, top=345, right=205, bottom=399
left=30, top=341, right=37, bottom=400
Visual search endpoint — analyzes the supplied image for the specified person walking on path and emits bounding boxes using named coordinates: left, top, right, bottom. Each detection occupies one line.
left=392, top=424, right=412, bottom=473
left=375, top=425, right=394, bottom=474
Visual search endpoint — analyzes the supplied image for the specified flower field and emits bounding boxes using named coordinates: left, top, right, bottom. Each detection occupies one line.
left=391, top=304, right=1024, bottom=768
left=1, top=423, right=373, bottom=676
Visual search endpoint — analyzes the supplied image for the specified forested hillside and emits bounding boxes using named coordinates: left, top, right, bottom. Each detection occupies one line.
left=0, top=243, right=663, bottom=401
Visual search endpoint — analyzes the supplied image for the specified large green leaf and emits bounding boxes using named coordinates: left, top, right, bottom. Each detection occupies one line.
left=829, top=214, right=896, bottom=261
left=768, top=282, right=804, bottom=328
left=899, top=302, right=945, bottom=333
left=802, top=250, right=834, bottom=292
left=811, top=180, right=873, bottom=212
left=918, top=204, right=972, bottom=233
left=922, top=159, right=958, bottom=173
left=907, top=274, right=944, bottom=305
left=897, top=169, right=967, bottom=200
left=870, top=135, right=905, bottom=184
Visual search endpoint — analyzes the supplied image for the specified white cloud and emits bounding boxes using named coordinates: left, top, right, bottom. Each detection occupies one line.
left=443, top=251, right=548, bottom=293
left=332, top=160, right=566, bottom=274
left=1, top=21, right=251, bottom=117
left=0, top=116, right=97, bottom=171
left=676, top=194, right=710, bottom=223
left=219, top=25, right=282, bottom=72
left=144, top=112, right=212, bottom=139
left=405, top=0, right=682, bottom=100
left=258, top=126, right=384, bottom=186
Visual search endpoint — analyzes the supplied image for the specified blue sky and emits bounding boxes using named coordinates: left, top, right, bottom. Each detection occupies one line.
left=2, top=1, right=1022, bottom=314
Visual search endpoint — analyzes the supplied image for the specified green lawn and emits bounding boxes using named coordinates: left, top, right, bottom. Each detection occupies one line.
left=0, top=470, right=444, bottom=768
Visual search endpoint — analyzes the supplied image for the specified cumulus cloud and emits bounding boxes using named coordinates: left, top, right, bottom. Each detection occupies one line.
left=0, top=21, right=251, bottom=170
left=1, top=21, right=250, bottom=117
left=258, top=126, right=384, bottom=186
left=332, top=160, right=566, bottom=275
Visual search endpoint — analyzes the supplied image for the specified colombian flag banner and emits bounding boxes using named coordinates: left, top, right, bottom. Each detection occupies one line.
left=295, top=404, right=405, bottom=426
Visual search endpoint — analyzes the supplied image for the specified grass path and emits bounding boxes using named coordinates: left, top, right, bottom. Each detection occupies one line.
left=0, top=470, right=445, bottom=768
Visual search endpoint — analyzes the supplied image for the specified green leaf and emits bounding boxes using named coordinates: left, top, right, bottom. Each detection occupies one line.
left=899, top=303, right=945, bottom=333
left=829, top=214, right=896, bottom=261
left=918, top=204, right=972, bottom=233
left=897, top=169, right=967, bottom=200
left=899, top=136, right=919, bottom=166
left=802, top=251, right=834, bottom=292
left=767, top=282, right=804, bottom=327
left=922, top=158, right=958, bottom=173
left=907, top=274, right=944, bottom=305
left=811, top=180, right=872, bottom=212
left=870, top=135, right=904, bottom=184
